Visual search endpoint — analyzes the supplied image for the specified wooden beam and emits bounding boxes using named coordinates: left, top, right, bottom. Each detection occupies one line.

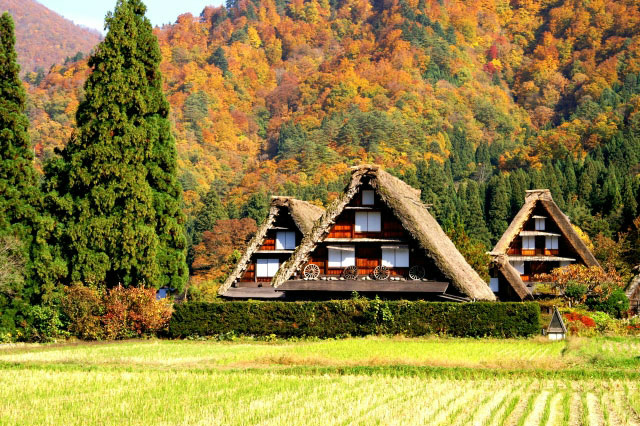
left=277, top=280, right=449, bottom=293
left=221, top=287, right=286, bottom=299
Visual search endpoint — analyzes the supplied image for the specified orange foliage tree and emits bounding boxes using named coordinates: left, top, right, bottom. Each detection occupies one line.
left=191, top=218, right=257, bottom=284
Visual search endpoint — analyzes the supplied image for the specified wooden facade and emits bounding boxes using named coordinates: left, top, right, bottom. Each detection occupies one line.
left=237, top=212, right=304, bottom=286
left=290, top=182, right=445, bottom=285
left=504, top=204, right=581, bottom=282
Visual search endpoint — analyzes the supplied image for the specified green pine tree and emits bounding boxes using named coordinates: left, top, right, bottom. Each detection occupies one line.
left=486, top=175, right=511, bottom=244
left=564, top=159, right=577, bottom=194
left=622, top=176, right=637, bottom=228
left=242, top=191, right=269, bottom=224
left=0, top=13, right=65, bottom=333
left=194, top=185, right=228, bottom=235
left=462, top=181, right=491, bottom=247
left=0, top=12, right=38, bottom=332
left=44, top=0, right=187, bottom=291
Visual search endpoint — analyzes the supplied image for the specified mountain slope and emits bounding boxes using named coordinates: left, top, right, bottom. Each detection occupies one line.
left=26, top=0, right=640, bottom=217
left=0, top=0, right=102, bottom=74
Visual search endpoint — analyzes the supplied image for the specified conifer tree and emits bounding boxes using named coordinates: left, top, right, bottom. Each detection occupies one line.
left=0, top=12, right=38, bottom=329
left=564, top=159, right=577, bottom=194
left=462, top=181, right=491, bottom=247
left=44, top=0, right=187, bottom=290
left=194, top=185, right=228, bottom=236
left=486, top=175, right=510, bottom=243
left=242, top=191, right=269, bottom=224
left=0, top=13, right=64, bottom=331
left=622, top=176, right=637, bottom=228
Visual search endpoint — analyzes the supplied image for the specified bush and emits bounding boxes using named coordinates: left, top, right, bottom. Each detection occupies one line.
left=61, top=284, right=173, bottom=340
left=61, top=284, right=104, bottom=340
left=586, top=289, right=630, bottom=319
left=102, top=286, right=173, bottom=340
left=169, top=301, right=540, bottom=338
left=564, top=282, right=588, bottom=305
left=24, top=305, right=68, bottom=342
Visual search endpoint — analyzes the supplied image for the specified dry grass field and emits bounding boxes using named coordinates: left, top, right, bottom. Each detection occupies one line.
left=0, top=336, right=639, bottom=425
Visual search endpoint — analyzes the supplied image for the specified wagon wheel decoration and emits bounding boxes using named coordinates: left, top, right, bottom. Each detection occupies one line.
left=343, top=266, right=358, bottom=280
left=373, top=265, right=390, bottom=280
left=303, top=264, right=320, bottom=280
left=409, top=265, right=426, bottom=280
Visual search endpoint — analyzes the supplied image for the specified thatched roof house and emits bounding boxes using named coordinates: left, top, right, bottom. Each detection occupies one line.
left=489, top=189, right=600, bottom=300
left=272, top=165, right=496, bottom=301
left=218, top=197, right=324, bottom=296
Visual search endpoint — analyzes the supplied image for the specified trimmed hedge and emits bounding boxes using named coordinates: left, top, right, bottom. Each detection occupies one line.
left=169, top=300, right=541, bottom=338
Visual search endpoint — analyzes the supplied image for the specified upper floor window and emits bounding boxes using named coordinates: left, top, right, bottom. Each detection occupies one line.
left=522, top=236, right=536, bottom=250
left=362, top=190, right=375, bottom=205
left=545, top=236, right=558, bottom=250
left=534, top=217, right=546, bottom=231
left=276, top=231, right=296, bottom=250
left=355, top=211, right=381, bottom=232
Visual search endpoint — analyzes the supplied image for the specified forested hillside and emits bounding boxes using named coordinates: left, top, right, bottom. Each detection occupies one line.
left=0, top=0, right=101, bottom=75
left=24, top=0, right=640, bottom=282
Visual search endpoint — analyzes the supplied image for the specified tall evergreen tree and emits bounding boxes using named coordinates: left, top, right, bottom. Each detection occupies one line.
left=486, top=175, right=511, bottom=244
left=241, top=191, right=269, bottom=224
left=194, top=185, right=228, bottom=236
left=622, top=176, right=637, bottom=228
left=0, top=13, right=63, bottom=332
left=44, top=0, right=187, bottom=290
left=0, top=12, right=38, bottom=330
left=564, top=159, right=577, bottom=194
left=462, top=181, right=491, bottom=247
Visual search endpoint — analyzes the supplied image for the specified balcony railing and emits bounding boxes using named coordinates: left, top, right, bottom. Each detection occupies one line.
left=507, top=248, right=560, bottom=256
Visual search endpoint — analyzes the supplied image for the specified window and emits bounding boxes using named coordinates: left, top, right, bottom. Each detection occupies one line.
left=276, top=231, right=296, bottom=250
left=362, top=190, right=375, bottom=205
left=522, top=236, right=536, bottom=250
left=535, top=218, right=546, bottom=231
left=545, top=236, right=558, bottom=250
left=510, top=261, right=525, bottom=275
left=355, top=212, right=381, bottom=232
left=327, top=246, right=355, bottom=268
left=560, top=261, right=572, bottom=268
left=490, top=278, right=499, bottom=293
left=381, top=246, right=410, bottom=268
left=256, top=258, right=279, bottom=277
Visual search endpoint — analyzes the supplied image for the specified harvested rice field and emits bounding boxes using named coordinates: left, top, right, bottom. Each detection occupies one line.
left=1, top=336, right=639, bottom=425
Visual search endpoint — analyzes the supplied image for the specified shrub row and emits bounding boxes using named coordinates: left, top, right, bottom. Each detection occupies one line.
left=169, top=300, right=541, bottom=338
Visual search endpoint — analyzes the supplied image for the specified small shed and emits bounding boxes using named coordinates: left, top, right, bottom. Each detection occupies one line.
left=547, top=306, right=567, bottom=340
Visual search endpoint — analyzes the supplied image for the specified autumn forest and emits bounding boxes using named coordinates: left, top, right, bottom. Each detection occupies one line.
left=12, top=0, right=640, bottom=296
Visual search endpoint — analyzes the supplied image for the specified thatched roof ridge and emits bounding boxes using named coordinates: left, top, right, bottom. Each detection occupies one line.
left=490, top=189, right=600, bottom=268
left=272, top=165, right=496, bottom=301
left=218, top=197, right=324, bottom=295
left=492, top=255, right=532, bottom=300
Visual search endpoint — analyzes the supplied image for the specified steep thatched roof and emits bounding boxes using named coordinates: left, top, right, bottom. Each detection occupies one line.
left=489, top=189, right=599, bottom=300
left=492, top=255, right=533, bottom=300
left=490, top=190, right=600, bottom=267
left=626, top=267, right=640, bottom=301
left=272, top=165, right=496, bottom=301
left=218, top=197, right=324, bottom=295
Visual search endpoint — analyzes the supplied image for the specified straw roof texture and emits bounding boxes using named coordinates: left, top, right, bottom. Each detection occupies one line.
left=272, top=165, right=496, bottom=301
left=491, top=255, right=532, bottom=300
left=218, top=197, right=324, bottom=295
